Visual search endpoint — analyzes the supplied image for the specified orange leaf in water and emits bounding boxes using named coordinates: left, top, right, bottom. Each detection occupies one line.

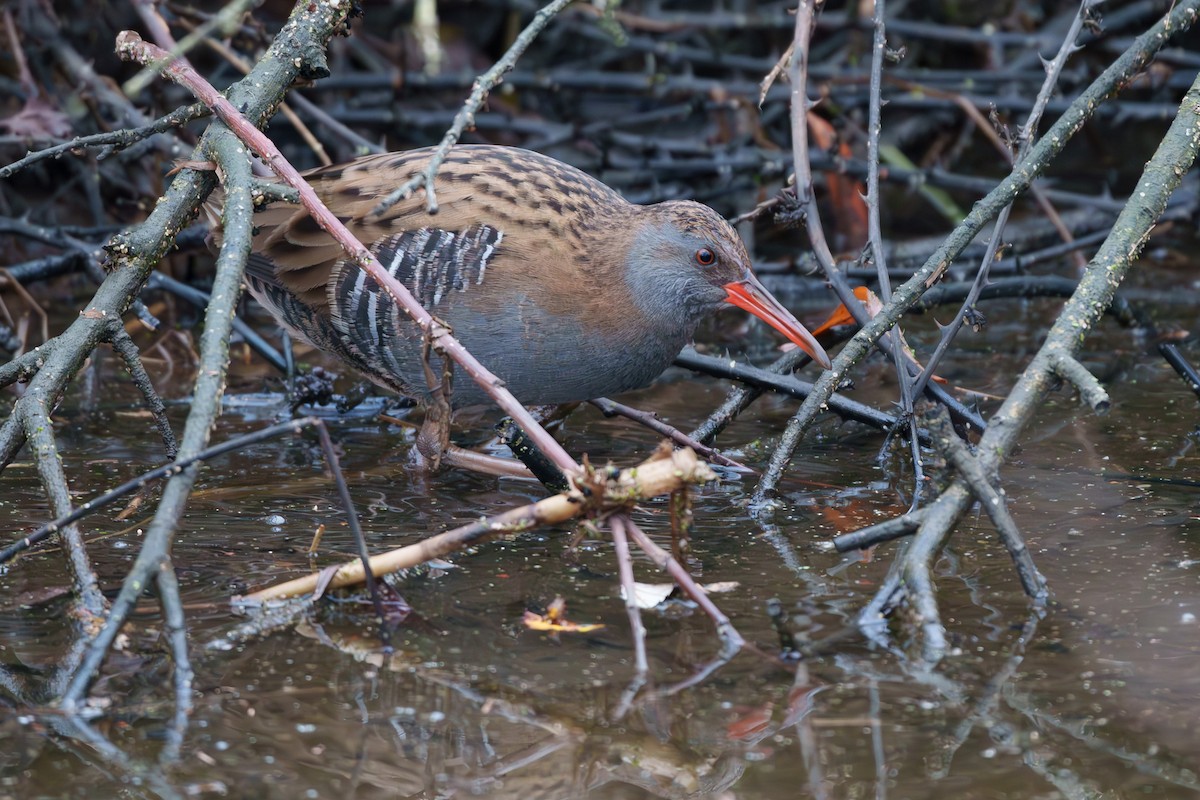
left=523, top=596, right=604, bottom=633
left=808, top=289, right=952, bottom=386
left=522, top=612, right=604, bottom=633
left=726, top=702, right=775, bottom=741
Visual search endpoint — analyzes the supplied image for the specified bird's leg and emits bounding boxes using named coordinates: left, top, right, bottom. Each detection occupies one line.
left=412, top=330, right=536, bottom=479
left=413, top=404, right=450, bottom=472
left=413, top=409, right=535, bottom=478
left=413, top=330, right=455, bottom=472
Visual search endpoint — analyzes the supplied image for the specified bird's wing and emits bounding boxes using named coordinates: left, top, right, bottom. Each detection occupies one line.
left=324, top=223, right=505, bottom=390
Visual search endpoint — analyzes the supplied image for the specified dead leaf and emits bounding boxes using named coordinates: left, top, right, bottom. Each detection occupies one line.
left=0, top=97, right=72, bottom=139
left=620, top=580, right=741, bottom=610
left=167, top=159, right=219, bottom=179
left=807, top=112, right=868, bottom=250
left=811, top=287, right=878, bottom=337
left=523, top=596, right=604, bottom=633
left=622, top=582, right=673, bottom=609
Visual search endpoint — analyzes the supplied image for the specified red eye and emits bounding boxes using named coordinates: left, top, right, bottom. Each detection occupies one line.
left=695, top=248, right=716, bottom=267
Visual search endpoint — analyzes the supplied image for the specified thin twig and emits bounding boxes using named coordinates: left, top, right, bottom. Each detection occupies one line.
left=124, top=0, right=258, bottom=98
left=108, top=326, right=178, bottom=460
left=369, top=0, right=577, bottom=216
left=864, top=0, right=924, bottom=509
left=0, top=418, right=332, bottom=564
left=589, top=397, right=754, bottom=473
left=242, top=449, right=717, bottom=602
left=60, top=133, right=260, bottom=712
left=0, top=103, right=207, bottom=179
left=861, top=64, right=1200, bottom=661
left=622, top=516, right=744, bottom=654
left=609, top=515, right=649, bottom=676
left=49, top=0, right=357, bottom=713
left=926, top=406, right=1046, bottom=600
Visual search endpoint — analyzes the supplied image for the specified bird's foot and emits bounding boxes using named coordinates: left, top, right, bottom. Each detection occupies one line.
left=411, top=410, right=535, bottom=479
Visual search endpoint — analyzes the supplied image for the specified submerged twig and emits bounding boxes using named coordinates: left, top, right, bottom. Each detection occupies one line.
left=609, top=515, right=649, bottom=676
left=18, top=1, right=360, bottom=718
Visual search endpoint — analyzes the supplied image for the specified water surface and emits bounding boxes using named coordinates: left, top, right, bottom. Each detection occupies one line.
left=2, top=249, right=1198, bottom=799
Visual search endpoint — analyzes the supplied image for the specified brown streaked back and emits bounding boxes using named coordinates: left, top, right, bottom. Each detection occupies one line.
left=239, top=145, right=634, bottom=311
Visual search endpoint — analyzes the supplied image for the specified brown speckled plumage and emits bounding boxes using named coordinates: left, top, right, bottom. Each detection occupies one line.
left=216, top=144, right=827, bottom=408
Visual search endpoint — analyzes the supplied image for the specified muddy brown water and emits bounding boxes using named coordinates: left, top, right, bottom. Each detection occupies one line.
left=1, top=252, right=1199, bottom=799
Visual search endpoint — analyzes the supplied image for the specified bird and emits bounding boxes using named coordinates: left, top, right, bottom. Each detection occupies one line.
left=214, top=145, right=830, bottom=468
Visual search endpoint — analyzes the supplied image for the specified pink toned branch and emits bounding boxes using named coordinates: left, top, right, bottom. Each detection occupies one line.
left=114, top=30, right=578, bottom=473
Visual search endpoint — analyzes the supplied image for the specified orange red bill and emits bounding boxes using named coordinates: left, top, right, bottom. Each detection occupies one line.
left=724, top=275, right=831, bottom=368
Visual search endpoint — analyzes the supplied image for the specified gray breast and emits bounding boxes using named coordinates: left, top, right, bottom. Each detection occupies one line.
left=438, top=294, right=689, bottom=408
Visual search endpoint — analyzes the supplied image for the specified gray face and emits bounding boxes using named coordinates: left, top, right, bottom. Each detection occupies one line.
left=623, top=219, right=748, bottom=335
